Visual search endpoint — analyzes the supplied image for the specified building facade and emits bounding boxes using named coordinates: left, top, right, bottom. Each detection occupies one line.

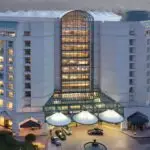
left=0, top=10, right=149, bottom=133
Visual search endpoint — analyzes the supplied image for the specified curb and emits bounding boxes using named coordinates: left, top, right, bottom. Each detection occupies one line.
left=121, top=131, right=150, bottom=138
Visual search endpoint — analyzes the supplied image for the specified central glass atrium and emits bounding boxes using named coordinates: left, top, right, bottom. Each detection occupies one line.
left=44, top=10, right=123, bottom=117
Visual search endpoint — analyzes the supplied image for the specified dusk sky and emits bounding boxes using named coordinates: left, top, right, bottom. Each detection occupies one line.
left=0, top=0, right=150, bottom=11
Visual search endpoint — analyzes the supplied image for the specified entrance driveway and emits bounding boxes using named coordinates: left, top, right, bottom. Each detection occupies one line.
left=47, top=124, right=150, bottom=150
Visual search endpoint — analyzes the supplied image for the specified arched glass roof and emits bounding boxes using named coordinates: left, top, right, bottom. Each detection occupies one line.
left=0, top=10, right=122, bottom=21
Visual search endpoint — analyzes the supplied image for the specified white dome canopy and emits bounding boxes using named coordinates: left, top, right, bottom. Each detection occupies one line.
left=46, top=112, right=71, bottom=126
left=73, top=111, right=98, bottom=125
left=99, top=109, right=124, bottom=123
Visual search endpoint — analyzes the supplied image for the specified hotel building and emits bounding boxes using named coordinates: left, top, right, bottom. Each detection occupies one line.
left=0, top=10, right=150, bottom=133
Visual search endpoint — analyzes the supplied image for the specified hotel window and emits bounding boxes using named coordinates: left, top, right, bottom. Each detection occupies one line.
left=129, top=87, right=135, bottom=93
left=129, top=55, right=136, bottom=61
left=129, top=94, right=134, bottom=101
left=0, top=81, right=3, bottom=87
left=8, top=83, right=13, bottom=90
left=129, top=30, right=135, bottom=35
left=25, top=91, right=31, bottom=97
left=147, top=47, right=150, bottom=53
left=0, top=65, right=3, bottom=71
left=24, top=31, right=31, bottom=36
left=147, top=39, right=150, bottom=45
left=8, top=49, right=13, bottom=56
left=147, top=71, right=150, bottom=76
left=147, top=86, right=150, bottom=92
left=0, top=73, right=3, bottom=79
left=129, top=79, right=135, bottom=85
left=129, top=71, right=135, bottom=77
left=25, top=66, right=31, bottom=72
left=0, top=57, right=4, bottom=63
left=24, top=49, right=31, bottom=55
left=7, top=102, right=13, bottom=109
left=0, top=89, right=4, bottom=95
left=8, top=74, right=13, bottom=81
left=8, top=66, right=13, bottom=72
left=147, top=78, right=150, bottom=84
left=0, top=48, right=3, bottom=56
left=8, top=57, right=13, bottom=64
left=147, top=55, right=150, bottom=60
left=8, top=91, right=14, bottom=98
left=0, top=99, right=3, bottom=107
left=25, top=83, right=31, bottom=89
left=129, top=47, right=136, bottom=53
left=24, top=41, right=31, bottom=47
left=129, top=39, right=135, bottom=46
left=25, top=57, right=31, bottom=64
left=0, top=116, right=4, bottom=126
left=147, top=63, right=150, bottom=68
left=25, top=74, right=31, bottom=80
left=129, top=63, right=135, bottom=69
left=8, top=41, right=13, bottom=48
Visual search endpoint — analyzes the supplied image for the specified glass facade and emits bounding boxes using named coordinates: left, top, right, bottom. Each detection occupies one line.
left=61, top=10, right=94, bottom=92
left=43, top=10, right=123, bottom=117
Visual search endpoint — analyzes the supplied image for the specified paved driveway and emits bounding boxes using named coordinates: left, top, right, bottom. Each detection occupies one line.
left=47, top=125, right=150, bottom=150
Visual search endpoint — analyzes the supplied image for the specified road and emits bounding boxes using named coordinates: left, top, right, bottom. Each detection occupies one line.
left=47, top=124, right=150, bottom=150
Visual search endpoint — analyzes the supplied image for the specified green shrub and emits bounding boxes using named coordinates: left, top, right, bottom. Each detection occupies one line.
left=25, top=134, right=36, bottom=143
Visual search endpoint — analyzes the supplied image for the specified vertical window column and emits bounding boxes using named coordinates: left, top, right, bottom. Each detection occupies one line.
left=7, top=41, right=14, bottom=110
left=129, top=37, right=136, bottom=102
left=24, top=40, right=31, bottom=107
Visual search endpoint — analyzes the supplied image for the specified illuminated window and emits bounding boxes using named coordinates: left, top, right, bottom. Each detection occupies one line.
left=0, top=56, right=4, bottom=63
left=7, top=102, right=13, bottom=109
left=0, top=99, right=3, bottom=107
left=8, top=49, right=13, bottom=56
left=8, top=66, right=13, bottom=72
left=8, top=57, right=13, bottom=64
left=8, top=83, right=13, bottom=90
left=0, top=65, right=3, bottom=71
left=8, top=74, right=13, bottom=81
left=0, top=116, right=4, bottom=126
left=8, top=120, right=13, bottom=126
left=0, top=81, right=3, bottom=87
left=0, top=89, right=4, bottom=95
left=8, top=91, right=14, bottom=98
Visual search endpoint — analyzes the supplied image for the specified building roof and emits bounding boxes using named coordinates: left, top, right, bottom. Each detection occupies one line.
left=0, top=10, right=122, bottom=22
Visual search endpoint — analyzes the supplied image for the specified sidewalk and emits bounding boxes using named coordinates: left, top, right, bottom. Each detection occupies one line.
left=122, top=129, right=150, bottom=138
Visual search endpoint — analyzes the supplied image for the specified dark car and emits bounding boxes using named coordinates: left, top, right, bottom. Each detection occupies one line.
left=55, top=130, right=66, bottom=140
left=51, top=136, right=61, bottom=146
left=62, top=126, right=72, bottom=136
left=88, top=128, right=103, bottom=136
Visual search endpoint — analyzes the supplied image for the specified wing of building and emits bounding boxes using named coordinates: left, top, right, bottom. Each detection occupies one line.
left=0, top=10, right=150, bottom=133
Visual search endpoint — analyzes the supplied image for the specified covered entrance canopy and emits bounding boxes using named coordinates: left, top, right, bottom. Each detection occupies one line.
left=127, top=112, right=149, bottom=126
left=46, top=112, right=71, bottom=126
left=73, top=111, right=98, bottom=125
left=19, top=117, right=41, bottom=128
left=99, top=109, right=124, bottom=123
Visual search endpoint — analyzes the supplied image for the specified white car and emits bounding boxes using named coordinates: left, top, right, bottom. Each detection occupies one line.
left=62, top=126, right=72, bottom=135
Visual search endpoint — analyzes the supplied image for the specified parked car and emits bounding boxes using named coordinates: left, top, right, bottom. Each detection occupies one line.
left=88, top=128, right=103, bottom=136
left=62, top=126, right=72, bottom=135
left=55, top=130, right=66, bottom=140
left=51, top=136, right=61, bottom=146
